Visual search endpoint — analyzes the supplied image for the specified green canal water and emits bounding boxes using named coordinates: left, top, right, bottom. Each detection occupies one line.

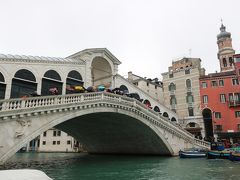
left=0, top=153, right=240, bottom=180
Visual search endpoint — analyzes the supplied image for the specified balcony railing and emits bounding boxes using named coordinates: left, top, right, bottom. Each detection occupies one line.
left=187, top=102, right=194, bottom=108
left=169, top=90, right=175, bottom=95
left=186, top=87, right=192, bottom=92
left=228, top=100, right=240, bottom=107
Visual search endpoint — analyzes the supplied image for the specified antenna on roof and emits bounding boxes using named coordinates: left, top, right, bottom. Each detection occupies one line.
left=189, top=49, right=192, bottom=57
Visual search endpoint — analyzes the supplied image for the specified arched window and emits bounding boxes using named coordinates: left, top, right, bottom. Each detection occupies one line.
left=0, top=72, right=6, bottom=99
left=11, top=69, right=37, bottom=98
left=42, top=70, right=62, bottom=96
left=223, top=58, right=227, bottom=67
left=154, top=106, right=160, bottom=112
left=68, top=70, right=82, bottom=80
left=66, top=70, right=83, bottom=94
left=44, top=70, right=61, bottom=81
left=186, top=79, right=191, bottom=88
left=168, top=83, right=176, bottom=91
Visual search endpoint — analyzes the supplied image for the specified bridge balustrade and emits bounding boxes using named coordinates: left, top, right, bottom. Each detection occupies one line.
left=0, top=92, right=210, bottom=149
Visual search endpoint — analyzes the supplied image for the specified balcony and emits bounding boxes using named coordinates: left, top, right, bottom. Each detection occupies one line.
left=186, top=87, right=192, bottom=92
left=170, top=104, right=176, bottom=112
left=228, top=100, right=240, bottom=107
left=169, top=90, right=175, bottom=95
left=187, top=102, right=194, bottom=108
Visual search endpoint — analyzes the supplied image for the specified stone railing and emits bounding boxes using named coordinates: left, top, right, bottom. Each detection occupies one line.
left=0, top=92, right=210, bottom=149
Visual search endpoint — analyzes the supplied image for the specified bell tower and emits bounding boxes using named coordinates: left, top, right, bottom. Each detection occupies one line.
left=217, top=22, right=235, bottom=72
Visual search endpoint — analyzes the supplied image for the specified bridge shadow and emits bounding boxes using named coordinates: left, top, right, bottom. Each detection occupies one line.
left=56, top=112, right=171, bottom=155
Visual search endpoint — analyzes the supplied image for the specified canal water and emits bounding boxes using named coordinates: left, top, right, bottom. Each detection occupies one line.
left=0, top=153, right=240, bottom=180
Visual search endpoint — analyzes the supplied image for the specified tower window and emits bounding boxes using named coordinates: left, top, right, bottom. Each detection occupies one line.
left=229, top=57, right=234, bottom=66
left=223, top=58, right=227, bottom=67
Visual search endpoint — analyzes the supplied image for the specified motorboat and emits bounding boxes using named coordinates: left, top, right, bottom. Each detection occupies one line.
left=207, top=150, right=231, bottom=159
left=229, top=152, right=240, bottom=161
left=179, top=148, right=207, bottom=158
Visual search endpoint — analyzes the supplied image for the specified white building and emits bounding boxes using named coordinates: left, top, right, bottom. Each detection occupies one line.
left=127, top=71, right=164, bottom=105
left=37, top=128, right=83, bottom=152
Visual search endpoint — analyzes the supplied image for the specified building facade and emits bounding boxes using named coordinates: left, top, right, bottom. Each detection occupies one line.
left=199, top=24, right=240, bottom=143
left=37, top=128, right=83, bottom=152
left=162, top=58, right=205, bottom=138
left=127, top=71, right=164, bottom=104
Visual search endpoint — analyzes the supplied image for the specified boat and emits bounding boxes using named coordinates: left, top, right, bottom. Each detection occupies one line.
left=179, top=148, right=207, bottom=158
left=207, top=150, right=231, bottom=159
left=229, top=152, right=240, bottom=161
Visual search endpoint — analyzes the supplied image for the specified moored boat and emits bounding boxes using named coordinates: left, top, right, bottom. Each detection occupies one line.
left=207, top=150, right=231, bottom=159
left=179, top=148, right=207, bottom=158
left=229, top=152, right=240, bottom=161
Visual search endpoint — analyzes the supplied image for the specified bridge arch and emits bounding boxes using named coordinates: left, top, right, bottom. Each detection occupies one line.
left=41, top=70, right=63, bottom=95
left=0, top=72, right=6, bottom=99
left=10, top=69, right=37, bottom=98
left=0, top=105, right=174, bottom=164
left=91, top=57, right=113, bottom=87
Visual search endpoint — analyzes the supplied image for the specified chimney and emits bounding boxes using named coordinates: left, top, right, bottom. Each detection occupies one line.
left=128, top=71, right=133, bottom=81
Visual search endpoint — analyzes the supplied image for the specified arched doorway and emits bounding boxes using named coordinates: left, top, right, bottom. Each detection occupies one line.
left=10, top=69, right=37, bottom=98
left=66, top=70, right=83, bottom=94
left=202, top=108, right=213, bottom=141
left=41, top=70, right=62, bottom=96
left=91, top=57, right=112, bottom=87
left=0, top=72, right=6, bottom=99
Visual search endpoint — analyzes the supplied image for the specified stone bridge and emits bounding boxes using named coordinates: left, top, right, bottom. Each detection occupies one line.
left=0, top=92, right=210, bottom=165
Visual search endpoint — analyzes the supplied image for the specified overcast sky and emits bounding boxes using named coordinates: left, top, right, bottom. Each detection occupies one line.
left=0, top=0, right=239, bottom=79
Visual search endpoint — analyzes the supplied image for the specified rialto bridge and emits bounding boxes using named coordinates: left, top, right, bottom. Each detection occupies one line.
left=0, top=48, right=210, bottom=164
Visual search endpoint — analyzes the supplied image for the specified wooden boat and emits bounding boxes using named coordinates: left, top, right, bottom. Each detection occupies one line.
left=207, top=150, right=231, bottom=159
left=179, top=149, right=207, bottom=158
left=229, top=152, right=240, bottom=161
